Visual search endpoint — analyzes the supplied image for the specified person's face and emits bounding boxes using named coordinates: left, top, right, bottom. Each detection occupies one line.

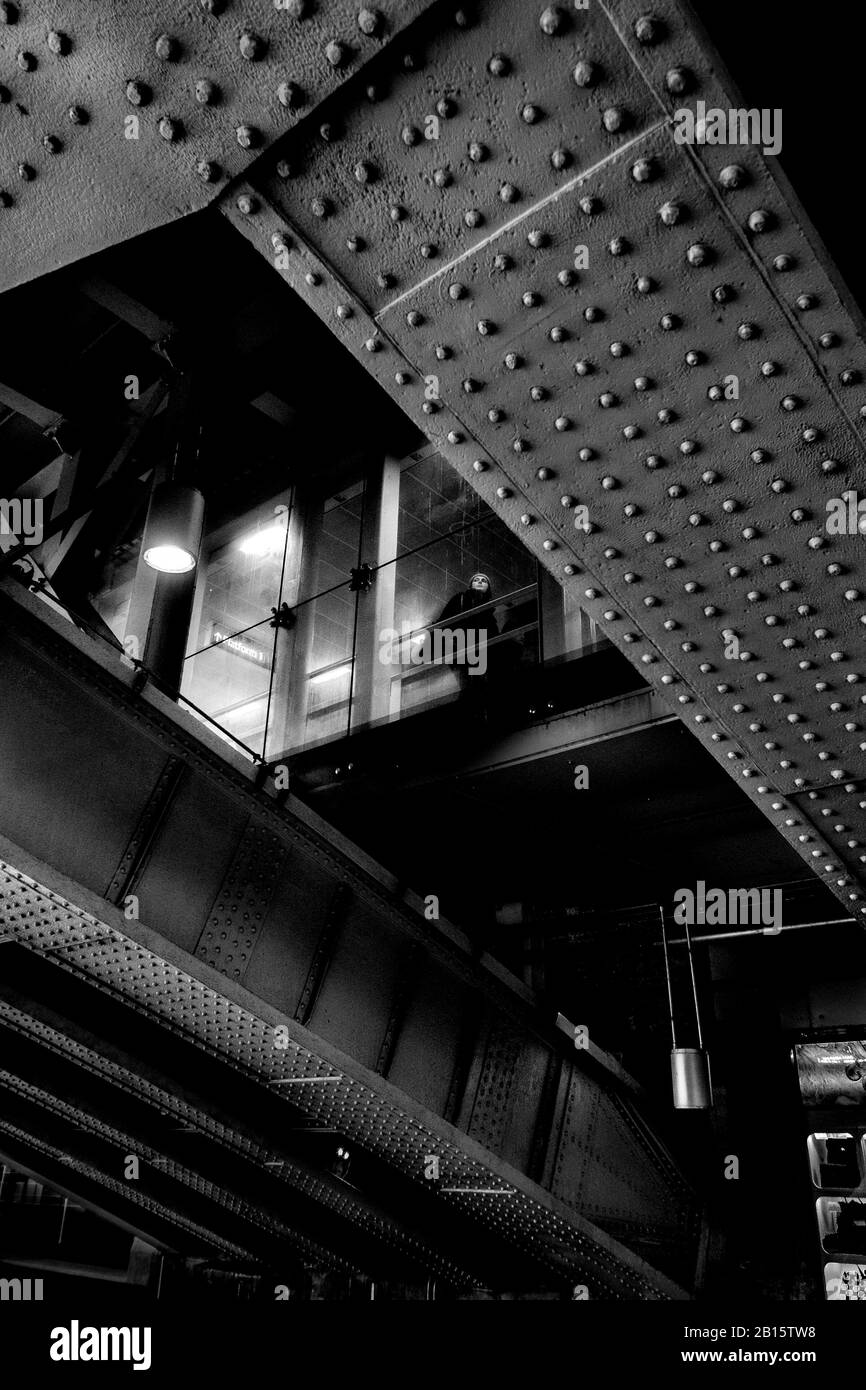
left=471, top=576, right=489, bottom=594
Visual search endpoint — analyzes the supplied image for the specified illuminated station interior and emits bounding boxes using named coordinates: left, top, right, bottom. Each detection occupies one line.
left=0, top=0, right=865, bottom=1304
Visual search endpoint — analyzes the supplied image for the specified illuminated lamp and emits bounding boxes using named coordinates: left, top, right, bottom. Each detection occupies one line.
left=142, top=483, right=205, bottom=574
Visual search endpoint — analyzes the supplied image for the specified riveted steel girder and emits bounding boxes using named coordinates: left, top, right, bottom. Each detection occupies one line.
left=220, top=0, right=866, bottom=921
left=0, top=577, right=698, bottom=1297
left=0, top=0, right=435, bottom=290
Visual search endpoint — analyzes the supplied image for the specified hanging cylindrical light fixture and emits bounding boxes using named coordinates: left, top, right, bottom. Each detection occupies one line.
left=142, top=482, right=205, bottom=574
left=660, top=906, right=713, bottom=1110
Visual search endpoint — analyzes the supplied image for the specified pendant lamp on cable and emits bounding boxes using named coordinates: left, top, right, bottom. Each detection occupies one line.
left=142, top=482, right=205, bottom=574
left=659, top=905, right=713, bottom=1110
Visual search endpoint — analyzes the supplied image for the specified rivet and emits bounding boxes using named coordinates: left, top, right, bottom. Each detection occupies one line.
left=645, top=454, right=664, bottom=469
left=436, top=97, right=457, bottom=119
left=748, top=209, right=773, bottom=233
left=462, top=377, right=480, bottom=393
left=840, top=368, right=860, bottom=386
left=796, top=294, right=817, bottom=311
left=665, top=67, right=692, bottom=95
left=195, top=79, right=219, bottom=106
left=636, top=275, right=655, bottom=294
left=499, top=182, right=519, bottom=203
left=719, top=164, right=748, bottom=189
left=395, top=371, right=411, bottom=385
left=477, top=319, right=496, bottom=336
left=196, top=160, right=221, bottom=183
left=472, top=460, right=488, bottom=473
left=687, top=243, right=712, bottom=267
left=818, top=331, right=839, bottom=349
left=540, top=5, right=567, bottom=35
left=488, top=54, right=510, bottom=77
left=781, top=395, right=800, bottom=411
left=17, top=50, right=36, bottom=71
left=433, top=167, right=452, bottom=188
left=46, top=30, right=71, bottom=56
left=159, top=116, right=183, bottom=142
left=603, top=107, right=630, bottom=134
left=464, top=208, right=484, bottom=228
left=660, top=313, right=680, bottom=331
left=658, top=200, right=683, bottom=226
left=521, top=103, right=543, bottom=124
left=16, top=162, right=34, bottom=181
left=277, top=81, right=303, bottom=109
left=685, top=350, right=703, bottom=367
left=497, top=485, right=513, bottom=498
left=346, top=235, right=365, bottom=252
left=492, top=253, right=510, bottom=271
left=236, top=125, right=261, bottom=149
left=608, top=235, right=629, bottom=256
left=634, top=14, right=664, bottom=44
left=0, top=2, right=18, bottom=21
left=571, top=60, right=601, bottom=96
left=632, top=157, right=657, bottom=182
left=42, top=134, right=62, bottom=154
left=658, top=409, right=675, bottom=425
left=67, top=105, right=88, bottom=125
left=584, top=305, right=603, bottom=323
left=155, top=34, right=179, bottom=61
left=773, top=254, right=795, bottom=272
left=310, top=196, right=331, bottom=218
left=357, top=8, right=384, bottom=37
left=558, top=268, right=577, bottom=287
left=549, top=325, right=567, bottom=343
left=599, top=392, right=617, bottom=408
left=406, top=310, right=424, bottom=328
left=240, top=29, right=267, bottom=60
left=325, top=41, right=347, bottom=67
left=488, top=406, right=505, bottom=422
